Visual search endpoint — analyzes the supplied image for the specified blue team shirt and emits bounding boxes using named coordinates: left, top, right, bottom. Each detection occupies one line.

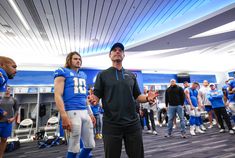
left=0, top=68, right=8, bottom=92
left=228, top=79, right=235, bottom=89
left=189, top=88, right=198, bottom=107
left=54, top=67, right=87, bottom=111
left=91, top=104, right=100, bottom=115
left=228, top=80, right=235, bottom=103
left=222, top=84, right=228, bottom=98
left=207, top=89, right=224, bottom=108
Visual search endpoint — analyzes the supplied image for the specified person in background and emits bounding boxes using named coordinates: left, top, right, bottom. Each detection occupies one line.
left=222, top=80, right=229, bottom=103
left=0, top=86, right=19, bottom=158
left=183, top=81, right=190, bottom=125
left=141, top=89, right=158, bottom=135
left=89, top=88, right=102, bottom=139
left=165, top=79, right=186, bottom=138
left=199, top=80, right=214, bottom=129
left=185, top=82, right=205, bottom=136
left=0, top=56, right=17, bottom=123
left=138, top=100, right=145, bottom=130
left=99, top=104, right=104, bottom=135
left=0, top=56, right=17, bottom=92
left=207, top=83, right=234, bottom=134
left=227, top=77, right=235, bottom=130
left=157, top=102, right=168, bottom=127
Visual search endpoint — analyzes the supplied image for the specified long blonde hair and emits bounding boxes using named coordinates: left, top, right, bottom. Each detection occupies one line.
left=64, top=52, right=82, bottom=68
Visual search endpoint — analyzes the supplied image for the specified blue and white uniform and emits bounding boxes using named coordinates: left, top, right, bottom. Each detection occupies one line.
left=54, top=67, right=95, bottom=157
left=0, top=68, right=8, bottom=119
left=0, top=68, right=8, bottom=92
left=184, top=87, right=191, bottom=115
left=227, top=79, right=235, bottom=122
left=188, top=88, right=203, bottom=127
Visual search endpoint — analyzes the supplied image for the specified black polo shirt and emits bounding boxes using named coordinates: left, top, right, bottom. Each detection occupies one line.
left=94, top=67, right=141, bottom=132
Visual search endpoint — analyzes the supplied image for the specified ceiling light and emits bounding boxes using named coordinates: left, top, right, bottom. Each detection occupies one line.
left=191, top=20, right=235, bottom=38
left=1, top=24, right=13, bottom=33
left=8, top=0, right=30, bottom=30
left=91, top=38, right=99, bottom=44
left=130, top=48, right=185, bottom=58
left=78, top=41, right=90, bottom=49
left=5, top=31, right=16, bottom=37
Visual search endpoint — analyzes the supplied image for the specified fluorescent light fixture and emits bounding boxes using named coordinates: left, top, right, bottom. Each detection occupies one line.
left=8, top=0, right=30, bottom=30
left=191, top=20, right=235, bottom=38
left=130, top=48, right=185, bottom=58
left=78, top=41, right=90, bottom=49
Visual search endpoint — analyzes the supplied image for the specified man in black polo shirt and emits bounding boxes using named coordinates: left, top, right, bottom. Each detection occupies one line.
left=88, top=43, right=156, bottom=158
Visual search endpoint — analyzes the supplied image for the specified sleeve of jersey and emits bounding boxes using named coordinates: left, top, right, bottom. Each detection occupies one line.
left=228, top=80, right=235, bottom=88
left=207, top=92, right=213, bottom=101
left=0, top=72, right=5, bottom=86
left=54, top=68, right=66, bottom=79
left=132, top=75, right=141, bottom=99
left=93, top=72, right=104, bottom=99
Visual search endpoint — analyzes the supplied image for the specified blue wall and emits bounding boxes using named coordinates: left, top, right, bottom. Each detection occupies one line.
left=190, top=75, right=216, bottom=83
left=8, top=69, right=100, bottom=86
left=8, top=70, right=216, bottom=90
left=8, top=69, right=144, bottom=92
left=142, top=73, right=216, bottom=84
left=8, top=71, right=54, bottom=85
left=143, top=73, right=177, bottom=84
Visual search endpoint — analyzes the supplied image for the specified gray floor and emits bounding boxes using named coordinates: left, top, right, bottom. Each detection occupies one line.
left=4, top=125, right=235, bottom=158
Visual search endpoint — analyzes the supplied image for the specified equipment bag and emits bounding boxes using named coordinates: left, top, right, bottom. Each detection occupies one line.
left=5, top=140, right=20, bottom=152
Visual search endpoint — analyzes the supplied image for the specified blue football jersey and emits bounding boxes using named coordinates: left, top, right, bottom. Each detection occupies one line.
left=54, top=67, right=87, bottom=111
left=228, top=79, right=235, bottom=89
left=189, top=88, right=198, bottom=107
left=0, top=68, right=8, bottom=92
left=228, top=80, right=235, bottom=102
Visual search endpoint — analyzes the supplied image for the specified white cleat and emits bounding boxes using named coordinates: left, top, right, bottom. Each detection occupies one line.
left=190, top=126, right=196, bottom=136
left=152, top=131, right=158, bottom=135
left=229, top=130, right=234, bottom=135
left=200, top=125, right=207, bottom=131
left=147, top=130, right=152, bottom=134
left=219, top=129, right=225, bottom=133
left=196, top=126, right=205, bottom=133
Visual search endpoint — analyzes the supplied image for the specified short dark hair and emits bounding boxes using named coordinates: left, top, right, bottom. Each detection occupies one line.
left=193, top=82, right=199, bottom=86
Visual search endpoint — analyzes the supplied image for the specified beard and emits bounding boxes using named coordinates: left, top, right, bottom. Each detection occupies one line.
left=7, top=73, right=15, bottom=79
left=112, top=56, right=123, bottom=63
left=112, top=59, right=122, bottom=63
